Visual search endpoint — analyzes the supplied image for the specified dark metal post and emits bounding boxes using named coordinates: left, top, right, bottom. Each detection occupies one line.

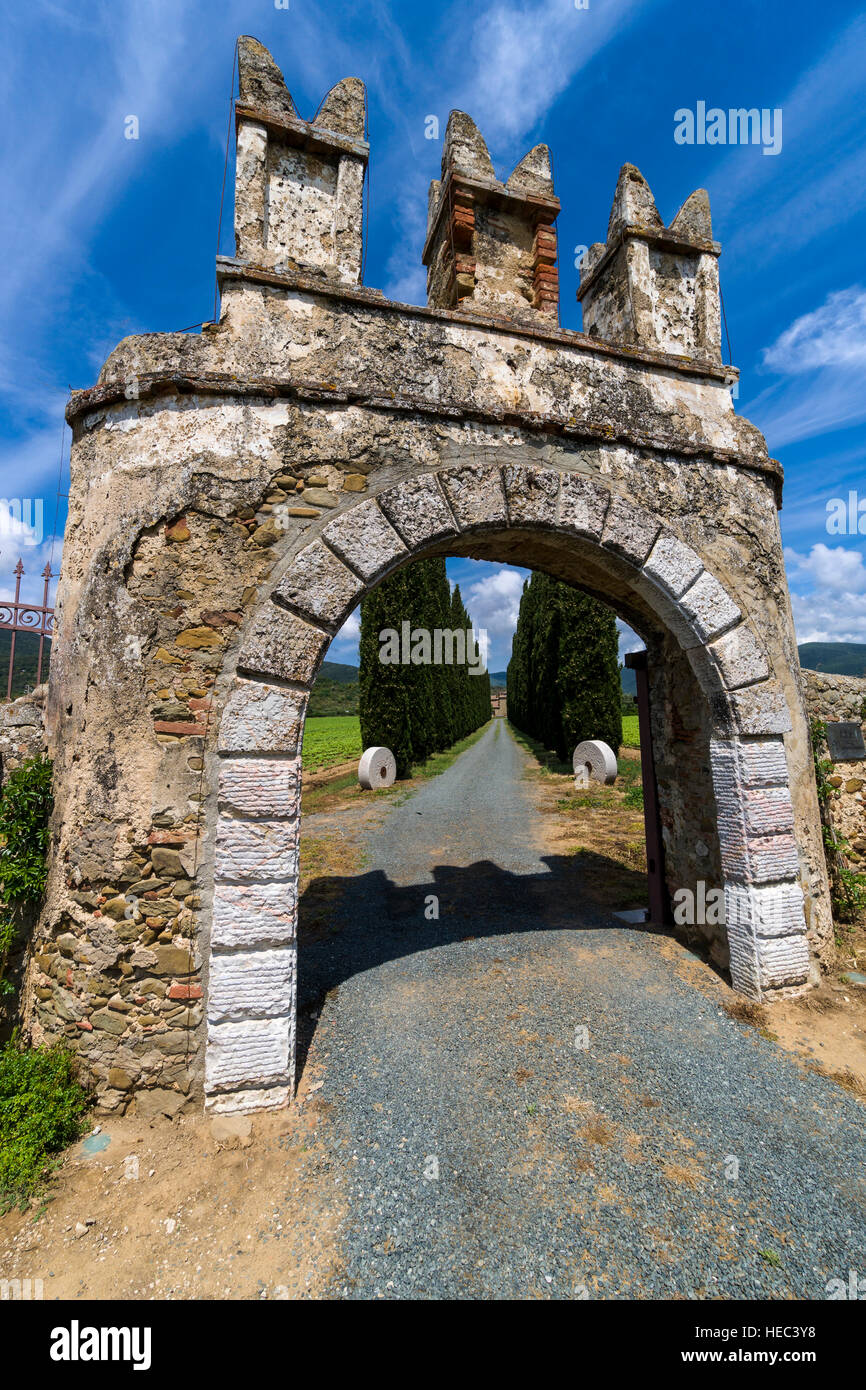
left=625, top=650, right=669, bottom=926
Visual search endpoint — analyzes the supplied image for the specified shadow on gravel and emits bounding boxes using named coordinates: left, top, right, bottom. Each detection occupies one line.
left=296, top=852, right=662, bottom=1080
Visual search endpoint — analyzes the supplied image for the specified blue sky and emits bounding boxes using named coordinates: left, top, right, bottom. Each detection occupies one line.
left=2, top=0, right=864, bottom=673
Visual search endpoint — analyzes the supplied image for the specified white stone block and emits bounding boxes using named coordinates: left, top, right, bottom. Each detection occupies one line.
left=218, top=757, right=301, bottom=817
left=642, top=532, right=703, bottom=598
left=709, top=624, right=769, bottom=690
left=756, top=934, right=810, bottom=988
left=601, top=495, right=660, bottom=565
left=212, top=880, right=298, bottom=948
left=558, top=472, right=609, bottom=540
left=218, top=681, right=306, bottom=755
left=214, top=816, right=299, bottom=881
left=725, top=882, right=806, bottom=939
left=322, top=499, right=407, bottom=581
left=501, top=464, right=560, bottom=527
left=208, top=947, right=295, bottom=1022
left=678, top=571, right=741, bottom=642
left=439, top=464, right=509, bottom=529
left=205, top=1016, right=292, bottom=1091
left=748, top=833, right=800, bottom=883
left=729, top=686, right=792, bottom=736
left=378, top=475, right=457, bottom=547
left=745, top=786, right=795, bottom=836
left=724, top=917, right=761, bottom=999
left=740, top=739, right=789, bottom=787
left=205, top=1085, right=292, bottom=1114
left=238, top=604, right=327, bottom=685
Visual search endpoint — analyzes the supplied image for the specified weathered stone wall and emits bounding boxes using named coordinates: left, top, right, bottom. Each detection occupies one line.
left=802, top=669, right=866, bottom=873
left=0, top=687, right=47, bottom=776
left=21, top=37, right=832, bottom=1116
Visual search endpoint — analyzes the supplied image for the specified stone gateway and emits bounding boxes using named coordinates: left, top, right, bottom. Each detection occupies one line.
left=25, top=37, right=831, bottom=1115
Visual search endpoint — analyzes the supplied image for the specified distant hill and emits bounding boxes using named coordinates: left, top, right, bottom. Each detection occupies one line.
left=797, top=642, right=866, bottom=677
left=490, top=670, right=507, bottom=687
left=319, top=660, right=359, bottom=684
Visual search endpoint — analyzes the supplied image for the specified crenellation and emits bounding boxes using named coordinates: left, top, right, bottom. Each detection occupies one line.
left=578, top=162, right=722, bottom=362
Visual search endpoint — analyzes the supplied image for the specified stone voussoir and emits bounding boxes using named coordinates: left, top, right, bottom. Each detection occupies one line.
left=273, top=538, right=364, bottom=628
left=238, top=604, right=328, bottom=685
left=218, top=680, right=307, bottom=755
left=377, top=474, right=458, bottom=548
left=321, top=498, right=408, bottom=582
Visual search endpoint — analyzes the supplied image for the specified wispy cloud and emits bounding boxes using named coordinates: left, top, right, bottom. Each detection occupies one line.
left=454, top=0, right=650, bottom=152
left=745, top=285, right=866, bottom=447
left=378, top=0, right=651, bottom=298
left=762, top=287, right=866, bottom=373
left=711, top=11, right=866, bottom=262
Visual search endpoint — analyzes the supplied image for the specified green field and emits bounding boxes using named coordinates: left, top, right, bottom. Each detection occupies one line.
left=621, top=714, right=640, bottom=748
left=302, top=715, right=363, bottom=771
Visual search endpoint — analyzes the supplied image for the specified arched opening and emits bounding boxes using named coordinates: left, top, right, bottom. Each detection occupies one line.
left=204, top=464, right=810, bottom=1113
left=294, top=547, right=653, bottom=1085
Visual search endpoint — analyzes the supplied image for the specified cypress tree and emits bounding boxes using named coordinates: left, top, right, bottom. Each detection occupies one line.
left=359, top=568, right=414, bottom=777
left=555, top=584, right=621, bottom=761
left=403, top=559, right=436, bottom=763
left=507, top=572, right=621, bottom=762
left=359, top=559, right=489, bottom=776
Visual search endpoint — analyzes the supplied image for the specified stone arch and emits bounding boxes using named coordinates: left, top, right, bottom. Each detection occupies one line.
left=205, top=463, right=809, bottom=1113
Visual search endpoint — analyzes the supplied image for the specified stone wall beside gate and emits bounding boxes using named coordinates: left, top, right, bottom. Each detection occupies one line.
left=22, top=37, right=833, bottom=1115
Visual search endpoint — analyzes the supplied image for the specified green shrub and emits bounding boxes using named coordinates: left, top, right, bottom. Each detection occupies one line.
left=0, top=754, right=53, bottom=995
left=0, top=1037, right=89, bottom=1210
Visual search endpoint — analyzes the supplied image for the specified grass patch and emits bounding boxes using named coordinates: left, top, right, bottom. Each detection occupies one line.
left=0, top=1038, right=89, bottom=1211
left=621, top=715, right=640, bottom=748
left=302, top=715, right=363, bottom=772
left=508, top=724, right=573, bottom=776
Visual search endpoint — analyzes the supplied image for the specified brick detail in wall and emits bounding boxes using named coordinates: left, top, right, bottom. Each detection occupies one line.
left=449, top=187, right=476, bottom=303
left=533, top=219, right=558, bottom=315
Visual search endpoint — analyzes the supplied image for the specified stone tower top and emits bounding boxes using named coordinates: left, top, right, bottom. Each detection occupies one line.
left=577, top=163, right=722, bottom=362
left=233, top=36, right=368, bottom=284
left=422, top=111, right=560, bottom=324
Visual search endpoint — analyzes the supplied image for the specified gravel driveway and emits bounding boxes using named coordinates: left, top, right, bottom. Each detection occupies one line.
left=298, top=721, right=866, bottom=1299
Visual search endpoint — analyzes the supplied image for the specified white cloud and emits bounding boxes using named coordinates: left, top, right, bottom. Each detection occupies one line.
left=463, top=567, right=525, bottom=638
left=790, top=591, right=866, bottom=645
left=785, top=542, right=866, bottom=594
left=746, top=286, right=866, bottom=447
left=617, top=618, right=644, bottom=663
left=762, top=288, right=866, bottom=374
left=335, top=609, right=361, bottom=643
left=457, top=0, right=648, bottom=151
left=785, top=542, right=866, bottom=643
